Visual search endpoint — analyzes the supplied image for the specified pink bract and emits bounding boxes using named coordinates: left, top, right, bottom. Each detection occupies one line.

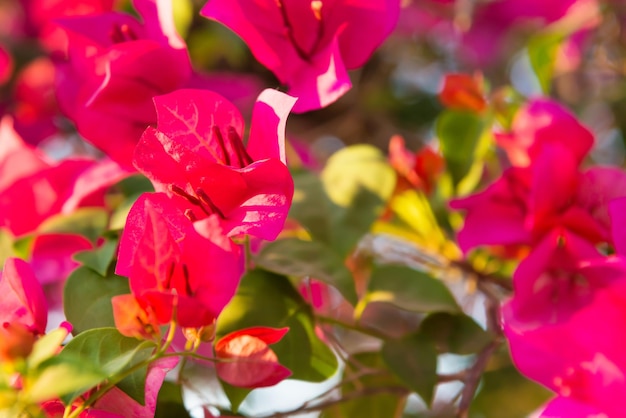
left=133, top=88, right=296, bottom=241
left=451, top=142, right=626, bottom=254
left=502, top=224, right=626, bottom=415
left=215, top=327, right=292, bottom=388
left=494, top=98, right=594, bottom=168
left=117, top=193, right=244, bottom=328
left=201, top=0, right=400, bottom=113
left=0, top=257, right=48, bottom=335
left=55, top=0, right=192, bottom=168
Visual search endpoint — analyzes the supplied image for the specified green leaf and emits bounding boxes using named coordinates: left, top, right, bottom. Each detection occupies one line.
left=321, top=352, right=407, bottom=418
left=63, top=266, right=130, bottom=335
left=27, top=355, right=106, bottom=404
left=290, top=170, right=333, bottom=244
left=357, top=265, right=459, bottom=318
left=436, top=110, right=485, bottom=187
left=321, top=145, right=396, bottom=208
left=58, top=328, right=156, bottom=404
left=220, top=380, right=252, bottom=414
left=112, top=174, right=154, bottom=197
left=60, top=328, right=155, bottom=376
left=172, top=0, right=193, bottom=39
left=255, top=238, right=358, bottom=305
left=217, top=269, right=338, bottom=383
left=420, top=313, right=492, bottom=355
left=28, top=327, right=70, bottom=368
left=38, top=208, right=108, bottom=243
left=155, top=381, right=192, bottom=418
left=117, top=365, right=149, bottom=405
left=321, top=145, right=397, bottom=256
left=0, top=229, right=15, bottom=268
left=470, top=366, right=552, bottom=418
left=382, top=333, right=438, bottom=405
left=73, top=238, right=118, bottom=276
left=527, top=32, right=563, bottom=94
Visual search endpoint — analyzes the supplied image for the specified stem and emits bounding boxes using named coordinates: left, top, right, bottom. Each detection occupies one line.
left=451, top=259, right=513, bottom=292
left=315, top=314, right=388, bottom=340
left=159, top=319, right=177, bottom=354
left=456, top=340, right=499, bottom=418
left=255, top=386, right=410, bottom=418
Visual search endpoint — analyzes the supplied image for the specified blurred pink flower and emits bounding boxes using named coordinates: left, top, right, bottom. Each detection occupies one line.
left=202, top=0, right=400, bottom=112
left=0, top=258, right=48, bottom=335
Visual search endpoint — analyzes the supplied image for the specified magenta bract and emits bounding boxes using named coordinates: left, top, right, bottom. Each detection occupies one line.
left=201, top=0, right=400, bottom=112
left=133, top=88, right=296, bottom=241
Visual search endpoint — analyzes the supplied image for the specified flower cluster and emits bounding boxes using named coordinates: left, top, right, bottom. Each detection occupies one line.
left=452, top=98, right=626, bottom=415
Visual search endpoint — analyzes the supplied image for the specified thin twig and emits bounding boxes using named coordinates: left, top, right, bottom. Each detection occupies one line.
left=456, top=341, right=499, bottom=418
left=255, top=386, right=410, bottom=418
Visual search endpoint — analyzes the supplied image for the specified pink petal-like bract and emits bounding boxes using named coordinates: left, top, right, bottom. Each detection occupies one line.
left=133, top=88, right=296, bottom=241
left=201, top=0, right=400, bottom=112
left=495, top=98, right=594, bottom=168
left=55, top=0, right=192, bottom=168
left=215, top=327, right=291, bottom=388
left=118, top=193, right=244, bottom=328
left=0, top=257, right=48, bottom=335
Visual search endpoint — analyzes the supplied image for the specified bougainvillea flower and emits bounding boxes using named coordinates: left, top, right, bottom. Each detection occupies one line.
left=55, top=0, right=192, bottom=168
left=501, top=227, right=626, bottom=409
left=451, top=139, right=626, bottom=253
left=439, top=73, right=486, bottom=113
left=117, top=193, right=244, bottom=328
left=505, top=268, right=626, bottom=417
left=215, top=327, right=291, bottom=388
left=494, top=98, right=594, bottom=168
left=23, top=0, right=115, bottom=53
left=0, top=257, right=48, bottom=335
left=202, top=0, right=400, bottom=113
left=0, top=118, right=131, bottom=236
left=134, top=88, right=296, bottom=241
left=0, top=156, right=130, bottom=236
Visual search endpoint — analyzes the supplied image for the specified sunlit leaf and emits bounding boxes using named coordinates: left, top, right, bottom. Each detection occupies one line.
left=527, top=32, right=563, bottom=94
left=356, top=265, right=459, bottom=319
left=27, top=356, right=106, bottom=404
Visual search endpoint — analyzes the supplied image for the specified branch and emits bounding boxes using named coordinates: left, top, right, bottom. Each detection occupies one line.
left=255, top=385, right=410, bottom=418
left=456, top=340, right=500, bottom=418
